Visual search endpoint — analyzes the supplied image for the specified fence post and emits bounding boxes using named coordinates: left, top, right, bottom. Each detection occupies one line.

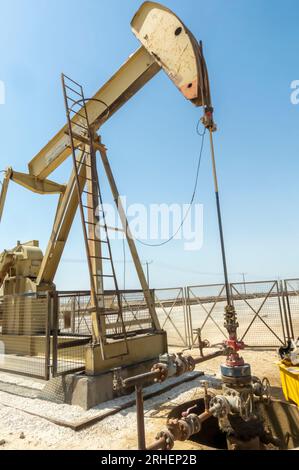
left=184, top=286, right=193, bottom=349
left=282, top=281, right=295, bottom=340
left=44, top=292, right=52, bottom=380
left=52, top=291, right=58, bottom=378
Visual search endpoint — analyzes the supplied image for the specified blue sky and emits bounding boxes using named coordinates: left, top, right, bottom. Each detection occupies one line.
left=0, top=0, right=299, bottom=290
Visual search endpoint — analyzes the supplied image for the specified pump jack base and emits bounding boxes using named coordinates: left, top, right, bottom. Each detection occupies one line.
left=40, top=332, right=167, bottom=409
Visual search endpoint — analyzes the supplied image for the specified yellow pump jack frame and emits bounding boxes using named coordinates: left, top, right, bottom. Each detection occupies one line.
left=0, top=2, right=211, bottom=375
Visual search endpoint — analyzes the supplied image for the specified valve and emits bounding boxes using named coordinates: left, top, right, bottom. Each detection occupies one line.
left=239, top=390, right=254, bottom=421
left=261, top=377, right=271, bottom=404
left=209, top=395, right=230, bottom=418
left=167, top=414, right=203, bottom=442
left=175, top=352, right=190, bottom=376
left=151, top=362, right=168, bottom=383
left=155, top=430, right=174, bottom=450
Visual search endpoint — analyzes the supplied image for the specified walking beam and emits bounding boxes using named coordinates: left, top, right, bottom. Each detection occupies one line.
left=28, top=2, right=207, bottom=181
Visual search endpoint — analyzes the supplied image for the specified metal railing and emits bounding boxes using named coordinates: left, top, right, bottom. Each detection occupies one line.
left=154, top=287, right=190, bottom=348
left=52, top=289, right=156, bottom=376
left=0, top=279, right=298, bottom=380
left=186, top=284, right=228, bottom=348
left=230, top=280, right=286, bottom=347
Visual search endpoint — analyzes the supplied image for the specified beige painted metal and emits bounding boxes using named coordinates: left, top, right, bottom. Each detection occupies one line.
left=0, top=241, right=43, bottom=298
left=29, top=47, right=160, bottom=180
left=95, top=139, right=160, bottom=331
left=0, top=2, right=210, bottom=377
left=0, top=250, right=15, bottom=288
left=28, top=2, right=205, bottom=180
left=131, top=1, right=205, bottom=105
left=10, top=169, right=65, bottom=195
left=0, top=168, right=12, bottom=223
left=36, top=151, right=87, bottom=287
left=0, top=167, right=65, bottom=224
left=85, top=331, right=167, bottom=375
left=85, top=147, right=106, bottom=341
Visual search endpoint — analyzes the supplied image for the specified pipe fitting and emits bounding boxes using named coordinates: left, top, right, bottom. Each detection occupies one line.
left=151, top=363, right=168, bottom=383
left=175, top=353, right=189, bottom=376
left=209, top=395, right=230, bottom=418
left=167, top=418, right=190, bottom=441
left=167, top=413, right=203, bottom=442
left=155, top=430, right=174, bottom=450
left=185, top=355, right=196, bottom=372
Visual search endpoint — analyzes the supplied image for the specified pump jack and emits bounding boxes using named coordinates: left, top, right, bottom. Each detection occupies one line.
left=0, top=1, right=246, bottom=405
left=0, top=3, right=215, bottom=381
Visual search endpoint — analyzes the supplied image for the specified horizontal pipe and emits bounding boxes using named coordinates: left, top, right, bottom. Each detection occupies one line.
left=123, top=370, right=160, bottom=388
left=194, top=349, right=225, bottom=364
left=123, top=349, right=225, bottom=389
left=146, top=410, right=213, bottom=450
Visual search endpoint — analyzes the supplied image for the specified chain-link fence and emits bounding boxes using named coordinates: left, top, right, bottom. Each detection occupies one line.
left=52, top=289, right=156, bottom=376
left=0, top=292, right=51, bottom=379
left=0, top=279, right=296, bottom=381
left=230, top=280, right=286, bottom=347
left=154, top=287, right=190, bottom=348
left=186, top=284, right=228, bottom=348
left=186, top=281, right=287, bottom=348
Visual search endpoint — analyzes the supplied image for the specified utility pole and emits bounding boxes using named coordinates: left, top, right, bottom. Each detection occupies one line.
left=241, top=272, right=247, bottom=296
left=144, top=260, right=153, bottom=287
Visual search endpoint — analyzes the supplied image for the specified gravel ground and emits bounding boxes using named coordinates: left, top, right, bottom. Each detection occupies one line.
left=0, top=348, right=284, bottom=450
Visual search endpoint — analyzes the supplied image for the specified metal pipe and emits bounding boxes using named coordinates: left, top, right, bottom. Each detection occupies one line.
left=136, top=385, right=146, bottom=450
left=147, top=410, right=214, bottom=450
left=123, top=370, right=160, bottom=388
left=208, top=129, right=231, bottom=307
left=147, top=436, right=168, bottom=451
left=194, top=349, right=224, bottom=364
left=123, top=349, right=225, bottom=389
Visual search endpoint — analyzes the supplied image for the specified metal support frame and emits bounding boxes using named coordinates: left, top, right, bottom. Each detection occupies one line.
left=96, top=139, right=161, bottom=332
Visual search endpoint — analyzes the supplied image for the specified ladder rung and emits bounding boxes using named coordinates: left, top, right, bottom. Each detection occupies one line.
left=67, top=107, right=88, bottom=121
left=82, top=204, right=98, bottom=210
left=72, top=133, right=91, bottom=145
left=70, top=109, right=88, bottom=126
left=78, top=175, right=98, bottom=184
left=87, top=238, right=108, bottom=243
left=101, top=225, right=124, bottom=233
left=77, top=160, right=91, bottom=166
left=84, top=220, right=99, bottom=226
left=65, top=84, right=83, bottom=97
left=63, top=74, right=83, bottom=88
left=68, top=145, right=89, bottom=155
left=68, top=109, right=89, bottom=122
left=82, top=190, right=95, bottom=196
left=93, top=274, right=114, bottom=278
left=74, top=148, right=91, bottom=156
left=68, top=121, right=89, bottom=133
left=66, top=95, right=84, bottom=106
left=90, top=256, right=110, bottom=260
